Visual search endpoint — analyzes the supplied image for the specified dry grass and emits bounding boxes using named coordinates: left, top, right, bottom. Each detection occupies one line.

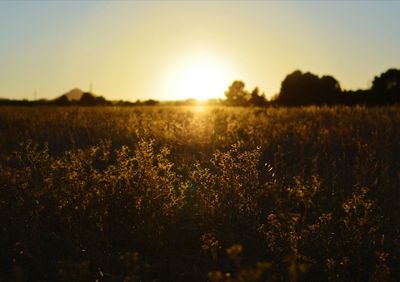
left=0, top=105, right=399, bottom=281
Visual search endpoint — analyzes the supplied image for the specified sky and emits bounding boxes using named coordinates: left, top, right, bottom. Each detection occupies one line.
left=1, top=1, right=400, bottom=101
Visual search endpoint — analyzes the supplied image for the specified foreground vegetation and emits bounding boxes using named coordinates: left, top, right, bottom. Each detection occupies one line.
left=1, top=105, right=399, bottom=281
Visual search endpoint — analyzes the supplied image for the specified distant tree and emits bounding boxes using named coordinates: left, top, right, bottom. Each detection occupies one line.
left=248, top=87, right=268, bottom=106
left=277, top=70, right=341, bottom=105
left=53, top=94, right=70, bottom=105
left=79, top=92, right=97, bottom=105
left=320, top=75, right=342, bottom=103
left=143, top=99, right=159, bottom=106
left=224, top=81, right=269, bottom=107
left=225, top=80, right=249, bottom=106
left=95, top=96, right=111, bottom=106
left=320, top=75, right=341, bottom=93
left=371, top=69, right=400, bottom=95
left=278, top=71, right=316, bottom=105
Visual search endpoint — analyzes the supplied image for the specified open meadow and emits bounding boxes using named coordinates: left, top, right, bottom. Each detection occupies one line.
left=1, top=105, right=400, bottom=281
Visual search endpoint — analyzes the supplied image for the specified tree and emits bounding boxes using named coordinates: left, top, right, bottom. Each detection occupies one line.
left=371, top=69, right=400, bottom=95
left=53, top=94, right=69, bottom=105
left=225, top=80, right=249, bottom=106
left=277, top=70, right=341, bottom=105
left=224, top=81, right=269, bottom=106
left=320, top=75, right=342, bottom=103
left=248, top=87, right=268, bottom=106
left=95, top=96, right=111, bottom=106
left=79, top=92, right=97, bottom=105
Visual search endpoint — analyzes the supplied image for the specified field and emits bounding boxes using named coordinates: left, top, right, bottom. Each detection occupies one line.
left=1, top=105, right=399, bottom=281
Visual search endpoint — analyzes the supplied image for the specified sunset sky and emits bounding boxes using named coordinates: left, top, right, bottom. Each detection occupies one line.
left=1, top=1, right=400, bottom=101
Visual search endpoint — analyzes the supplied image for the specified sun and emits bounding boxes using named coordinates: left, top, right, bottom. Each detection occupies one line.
left=163, top=53, right=232, bottom=101
left=178, top=60, right=228, bottom=101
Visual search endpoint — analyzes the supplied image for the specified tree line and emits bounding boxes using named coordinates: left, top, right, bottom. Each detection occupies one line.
left=0, top=92, right=159, bottom=107
left=1, top=68, right=399, bottom=107
left=225, top=68, right=400, bottom=106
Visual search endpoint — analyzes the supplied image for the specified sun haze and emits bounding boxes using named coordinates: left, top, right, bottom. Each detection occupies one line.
left=1, top=1, right=400, bottom=101
left=162, top=51, right=234, bottom=101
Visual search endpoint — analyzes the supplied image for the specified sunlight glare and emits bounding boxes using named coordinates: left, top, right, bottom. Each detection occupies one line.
left=164, top=53, right=232, bottom=101
left=179, top=61, right=225, bottom=100
left=192, top=104, right=206, bottom=113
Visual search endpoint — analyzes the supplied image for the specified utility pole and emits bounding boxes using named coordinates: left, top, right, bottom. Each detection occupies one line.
left=89, top=83, right=93, bottom=93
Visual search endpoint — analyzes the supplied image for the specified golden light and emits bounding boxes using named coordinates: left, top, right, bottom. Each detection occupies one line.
left=163, top=52, right=233, bottom=101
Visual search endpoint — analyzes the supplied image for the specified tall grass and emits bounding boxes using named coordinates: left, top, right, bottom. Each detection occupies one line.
left=0, top=105, right=399, bottom=281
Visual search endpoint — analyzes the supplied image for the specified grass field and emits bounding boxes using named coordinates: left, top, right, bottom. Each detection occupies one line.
left=1, top=105, right=399, bottom=281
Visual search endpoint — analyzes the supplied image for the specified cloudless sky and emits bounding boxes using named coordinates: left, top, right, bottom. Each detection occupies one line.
left=1, top=1, right=400, bottom=101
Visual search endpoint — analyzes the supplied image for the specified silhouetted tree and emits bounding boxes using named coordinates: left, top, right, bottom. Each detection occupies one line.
left=320, top=75, right=342, bottom=103
left=79, top=92, right=97, bottom=105
left=371, top=69, right=400, bottom=96
left=277, top=70, right=341, bottom=105
left=248, top=87, right=268, bottom=106
left=224, top=81, right=268, bottom=106
left=53, top=94, right=70, bottom=105
left=225, top=80, right=249, bottom=106
left=321, top=75, right=341, bottom=93
left=143, top=99, right=159, bottom=106
left=95, top=96, right=112, bottom=106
